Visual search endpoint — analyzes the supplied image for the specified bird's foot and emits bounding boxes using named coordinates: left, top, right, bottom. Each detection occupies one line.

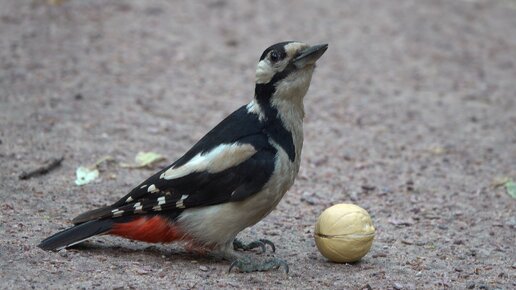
left=233, top=238, right=275, bottom=253
left=228, top=257, right=289, bottom=273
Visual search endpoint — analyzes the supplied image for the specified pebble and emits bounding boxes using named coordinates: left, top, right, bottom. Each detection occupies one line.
left=136, top=268, right=149, bottom=275
left=199, top=265, right=209, bottom=272
left=393, top=282, right=403, bottom=289
left=58, top=249, right=68, bottom=258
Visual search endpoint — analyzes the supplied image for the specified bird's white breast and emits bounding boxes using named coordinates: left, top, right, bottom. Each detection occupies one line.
left=177, top=126, right=303, bottom=248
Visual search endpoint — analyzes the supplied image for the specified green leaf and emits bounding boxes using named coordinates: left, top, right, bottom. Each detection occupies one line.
left=505, top=180, right=516, bottom=199
left=135, top=151, right=165, bottom=167
left=75, top=166, right=99, bottom=186
left=121, top=151, right=166, bottom=168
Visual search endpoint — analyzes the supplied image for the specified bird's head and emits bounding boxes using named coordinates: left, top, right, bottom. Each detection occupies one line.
left=254, top=41, right=328, bottom=105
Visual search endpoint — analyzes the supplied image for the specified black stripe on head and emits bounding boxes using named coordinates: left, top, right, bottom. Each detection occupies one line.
left=259, top=41, right=296, bottom=61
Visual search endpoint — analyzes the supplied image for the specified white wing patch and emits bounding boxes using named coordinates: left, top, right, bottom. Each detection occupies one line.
left=160, top=143, right=257, bottom=180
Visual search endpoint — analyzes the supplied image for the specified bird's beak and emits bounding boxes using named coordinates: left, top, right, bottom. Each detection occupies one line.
left=293, top=43, right=328, bottom=68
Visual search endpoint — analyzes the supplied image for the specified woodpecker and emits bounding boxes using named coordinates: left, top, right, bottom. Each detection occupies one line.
left=39, top=41, right=328, bottom=273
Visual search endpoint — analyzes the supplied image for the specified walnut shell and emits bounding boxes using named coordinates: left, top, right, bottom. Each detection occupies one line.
left=314, top=203, right=375, bottom=263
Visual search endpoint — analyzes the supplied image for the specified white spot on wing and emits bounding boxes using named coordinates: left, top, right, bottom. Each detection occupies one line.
left=140, top=184, right=148, bottom=189
left=176, top=194, right=188, bottom=209
left=111, top=209, right=124, bottom=217
left=134, top=204, right=144, bottom=213
left=152, top=205, right=162, bottom=211
left=157, top=196, right=166, bottom=205
left=148, top=184, right=159, bottom=193
left=126, top=196, right=133, bottom=203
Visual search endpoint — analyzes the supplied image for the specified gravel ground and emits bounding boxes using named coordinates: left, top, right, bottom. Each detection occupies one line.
left=1, top=0, right=515, bottom=289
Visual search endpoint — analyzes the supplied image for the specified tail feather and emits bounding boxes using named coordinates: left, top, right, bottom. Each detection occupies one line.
left=72, top=206, right=114, bottom=225
left=38, top=220, right=114, bottom=251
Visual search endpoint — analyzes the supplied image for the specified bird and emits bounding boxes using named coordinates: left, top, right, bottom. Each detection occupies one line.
left=38, top=41, right=328, bottom=273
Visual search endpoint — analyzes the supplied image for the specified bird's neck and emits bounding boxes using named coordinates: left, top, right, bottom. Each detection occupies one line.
left=253, top=67, right=314, bottom=122
left=249, top=82, right=306, bottom=163
left=251, top=92, right=304, bottom=125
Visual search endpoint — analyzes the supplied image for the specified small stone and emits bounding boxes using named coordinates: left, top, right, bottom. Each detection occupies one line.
left=361, top=184, right=376, bottom=191
left=393, top=282, right=403, bottom=289
left=58, top=249, right=68, bottom=257
left=199, top=265, right=209, bottom=272
left=301, top=192, right=321, bottom=205
left=136, top=269, right=148, bottom=275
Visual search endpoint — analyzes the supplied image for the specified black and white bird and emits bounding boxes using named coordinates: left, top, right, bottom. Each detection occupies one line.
left=39, top=41, right=328, bottom=273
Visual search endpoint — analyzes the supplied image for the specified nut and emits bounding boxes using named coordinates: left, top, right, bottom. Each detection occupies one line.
left=314, top=203, right=375, bottom=263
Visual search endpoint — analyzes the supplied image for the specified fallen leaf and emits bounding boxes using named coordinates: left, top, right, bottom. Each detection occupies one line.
left=95, top=155, right=115, bottom=167
left=491, top=176, right=510, bottom=188
left=428, top=146, right=446, bottom=155
left=505, top=180, right=516, bottom=199
left=75, top=166, right=99, bottom=186
left=121, top=151, right=166, bottom=168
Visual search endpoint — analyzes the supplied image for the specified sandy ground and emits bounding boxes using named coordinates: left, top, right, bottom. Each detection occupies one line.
left=1, top=0, right=515, bottom=289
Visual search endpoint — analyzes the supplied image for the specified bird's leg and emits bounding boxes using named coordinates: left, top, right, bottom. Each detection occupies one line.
left=233, top=238, right=276, bottom=253
left=218, top=242, right=288, bottom=273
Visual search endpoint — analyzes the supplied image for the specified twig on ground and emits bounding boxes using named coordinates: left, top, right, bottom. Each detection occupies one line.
left=19, top=156, right=64, bottom=180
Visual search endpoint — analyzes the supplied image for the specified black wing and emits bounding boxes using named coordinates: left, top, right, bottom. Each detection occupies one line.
left=73, top=106, right=277, bottom=223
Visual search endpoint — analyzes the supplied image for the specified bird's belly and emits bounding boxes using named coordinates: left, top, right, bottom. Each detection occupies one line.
left=176, top=150, right=300, bottom=247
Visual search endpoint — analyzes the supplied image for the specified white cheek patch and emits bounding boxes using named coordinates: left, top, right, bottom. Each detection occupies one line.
left=160, top=143, right=257, bottom=180
left=255, top=59, right=274, bottom=84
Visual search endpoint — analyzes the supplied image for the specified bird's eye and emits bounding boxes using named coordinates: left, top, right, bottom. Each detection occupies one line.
left=270, top=50, right=280, bottom=62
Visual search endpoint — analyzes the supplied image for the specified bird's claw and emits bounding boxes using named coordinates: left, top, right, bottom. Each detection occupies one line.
left=228, top=257, right=289, bottom=274
left=233, top=238, right=276, bottom=253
